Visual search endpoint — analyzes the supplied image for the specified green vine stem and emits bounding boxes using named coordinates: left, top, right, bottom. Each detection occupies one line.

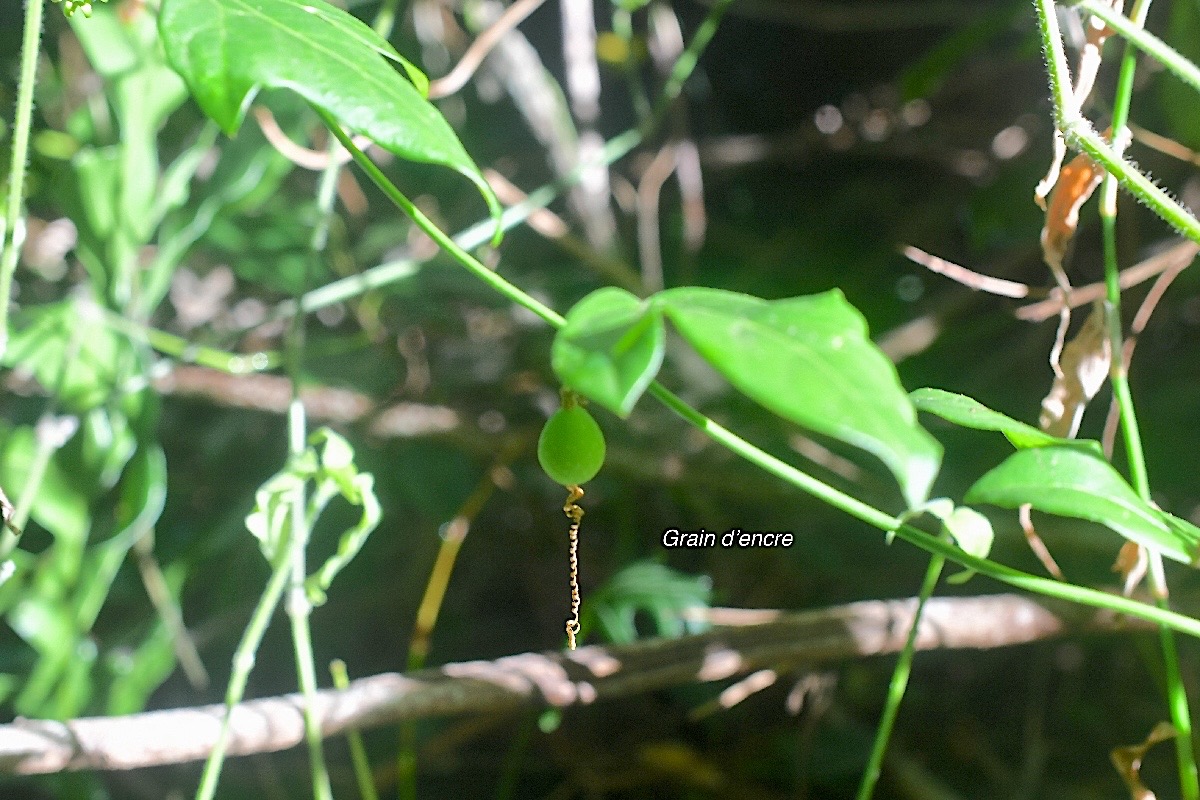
left=283, top=126, right=642, bottom=321
left=330, top=660, right=381, bottom=800
left=0, top=0, right=45, bottom=359
left=1069, top=0, right=1200, bottom=95
left=194, top=539, right=294, bottom=800
left=1093, top=0, right=1200, bottom=794
left=855, top=551, right=946, bottom=800
left=281, top=138, right=344, bottom=800
left=282, top=0, right=737, bottom=323
left=645, top=381, right=1200, bottom=636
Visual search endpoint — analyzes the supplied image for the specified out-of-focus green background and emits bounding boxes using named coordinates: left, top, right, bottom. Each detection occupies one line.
left=4, top=0, right=1200, bottom=796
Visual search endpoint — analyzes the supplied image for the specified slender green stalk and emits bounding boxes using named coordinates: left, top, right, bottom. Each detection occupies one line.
left=194, top=541, right=294, bottom=800
left=1101, top=0, right=1150, bottom=497
left=287, top=403, right=333, bottom=800
left=283, top=140, right=344, bottom=800
left=102, top=309, right=280, bottom=373
left=1035, top=0, right=1075, bottom=128
left=317, top=110, right=565, bottom=328
left=643, top=0, right=734, bottom=132
left=612, top=7, right=651, bottom=121
left=1160, top=617, right=1200, bottom=799
left=855, top=552, right=947, bottom=800
left=284, top=126, right=642, bottom=321
left=494, top=711, right=538, bottom=800
left=331, top=660, right=381, bottom=800
left=0, top=0, right=45, bottom=359
left=1069, top=0, right=1200, bottom=96
left=1094, top=1, right=1200, bottom=795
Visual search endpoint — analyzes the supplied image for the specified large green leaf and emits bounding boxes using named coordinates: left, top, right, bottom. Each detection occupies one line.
left=551, top=288, right=665, bottom=417
left=658, top=287, right=942, bottom=509
left=158, top=0, right=499, bottom=220
left=966, top=446, right=1200, bottom=565
left=911, top=387, right=1102, bottom=454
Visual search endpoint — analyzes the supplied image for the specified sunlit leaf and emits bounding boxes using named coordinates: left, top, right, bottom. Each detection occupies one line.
left=551, top=288, right=665, bottom=417
left=158, top=0, right=498, bottom=220
left=911, top=387, right=1103, bottom=454
left=659, top=288, right=941, bottom=508
left=966, top=446, right=1200, bottom=565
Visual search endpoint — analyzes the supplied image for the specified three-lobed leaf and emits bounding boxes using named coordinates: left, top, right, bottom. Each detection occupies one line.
left=966, top=446, right=1200, bottom=565
left=158, top=0, right=498, bottom=221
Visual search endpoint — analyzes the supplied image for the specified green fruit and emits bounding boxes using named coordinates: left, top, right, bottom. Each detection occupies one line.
left=538, top=405, right=606, bottom=486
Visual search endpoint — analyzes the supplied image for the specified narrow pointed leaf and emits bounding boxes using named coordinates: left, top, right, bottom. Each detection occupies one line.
left=158, top=0, right=498, bottom=219
left=551, top=288, right=666, bottom=417
left=659, top=287, right=941, bottom=508
left=966, top=446, right=1200, bottom=565
left=911, top=387, right=1102, bottom=454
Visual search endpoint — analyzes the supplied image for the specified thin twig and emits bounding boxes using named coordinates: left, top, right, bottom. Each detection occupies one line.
left=905, top=241, right=1200, bottom=323
left=251, top=107, right=372, bottom=171
left=636, top=143, right=679, bottom=293
left=427, top=0, right=548, bottom=98
left=901, top=245, right=1032, bottom=298
left=1102, top=246, right=1191, bottom=454
left=1016, top=240, right=1199, bottom=321
left=1129, top=122, right=1200, bottom=167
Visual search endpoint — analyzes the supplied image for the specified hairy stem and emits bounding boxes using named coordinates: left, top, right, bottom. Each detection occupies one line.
left=0, top=0, right=45, bottom=358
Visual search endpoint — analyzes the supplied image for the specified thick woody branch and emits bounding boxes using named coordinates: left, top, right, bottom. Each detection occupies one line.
left=0, top=593, right=1144, bottom=776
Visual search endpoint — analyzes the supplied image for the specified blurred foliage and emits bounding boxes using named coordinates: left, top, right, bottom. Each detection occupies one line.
left=3, top=0, right=1200, bottom=798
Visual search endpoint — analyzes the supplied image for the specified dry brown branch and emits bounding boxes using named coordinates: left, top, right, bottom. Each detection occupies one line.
left=251, top=107, right=372, bottom=171
left=1016, top=240, right=1200, bottom=322
left=1130, top=122, right=1200, bottom=167
left=901, top=245, right=1032, bottom=298
left=0, top=593, right=1146, bottom=776
left=904, top=241, right=1200, bottom=324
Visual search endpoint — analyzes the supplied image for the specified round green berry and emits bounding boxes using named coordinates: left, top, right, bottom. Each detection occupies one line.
left=538, top=405, right=606, bottom=486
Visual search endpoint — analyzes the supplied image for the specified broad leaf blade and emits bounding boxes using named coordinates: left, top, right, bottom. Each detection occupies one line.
left=659, top=287, right=941, bottom=508
left=158, top=0, right=498, bottom=219
left=911, top=387, right=1103, bottom=454
left=966, top=446, right=1199, bottom=565
left=551, top=288, right=665, bottom=417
